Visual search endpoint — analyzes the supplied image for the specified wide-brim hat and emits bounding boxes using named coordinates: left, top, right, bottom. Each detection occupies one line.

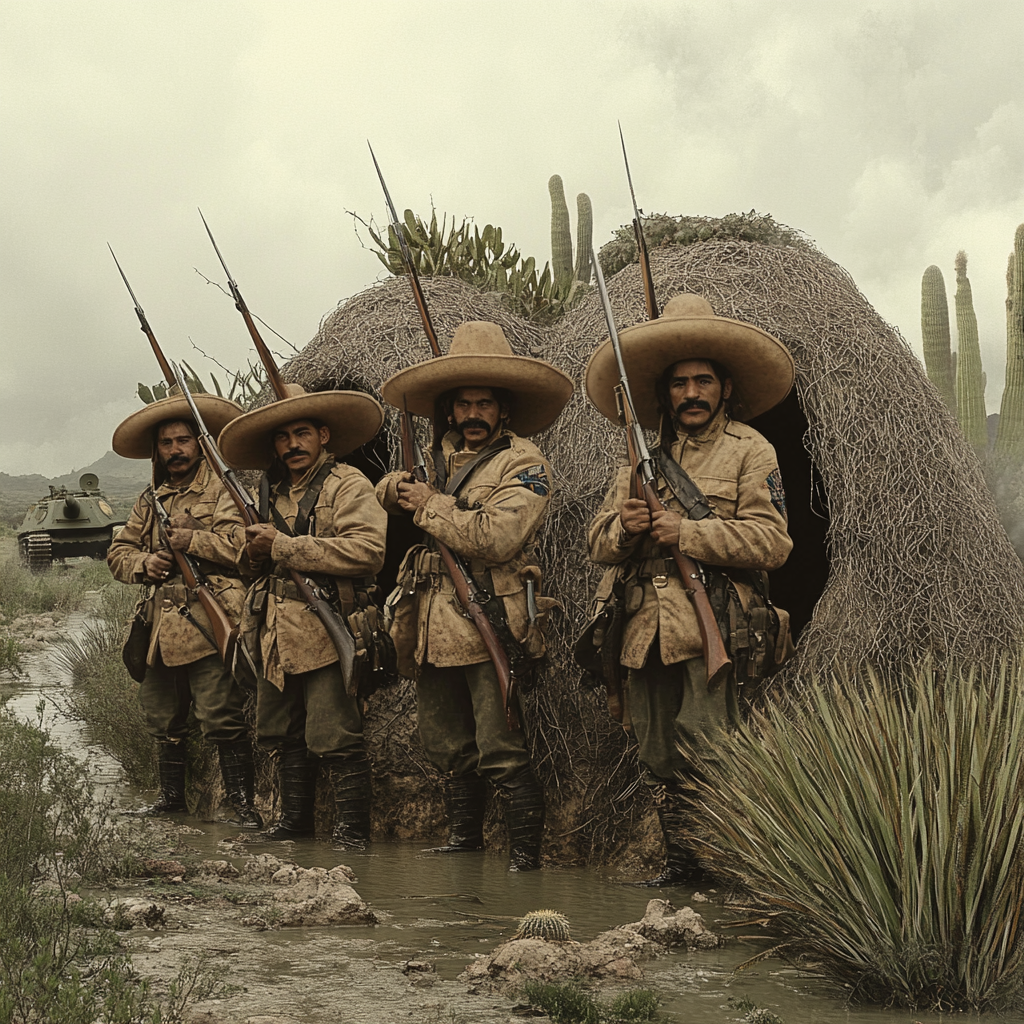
left=380, top=321, right=573, bottom=436
left=112, top=393, right=243, bottom=460
left=218, top=385, right=384, bottom=470
left=585, top=294, right=795, bottom=427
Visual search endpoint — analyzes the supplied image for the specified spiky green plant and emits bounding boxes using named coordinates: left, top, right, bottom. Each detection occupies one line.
left=512, top=909, right=572, bottom=942
left=954, top=251, right=989, bottom=452
left=548, top=175, right=573, bottom=282
left=921, top=265, right=956, bottom=412
left=996, top=226, right=1024, bottom=456
left=598, top=211, right=811, bottom=276
left=692, top=662, right=1024, bottom=1011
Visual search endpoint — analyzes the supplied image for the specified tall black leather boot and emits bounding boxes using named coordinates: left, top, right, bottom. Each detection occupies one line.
left=327, top=756, right=372, bottom=851
left=635, top=782, right=706, bottom=887
left=503, top=768, right=545, bottom=872
left=126, top=741, right=187, bottom=816
left=258, top=748, right=316, bottom=840
left=427, top=773, right=487, bottom=853
left=217, top=739, right=263, bottom=829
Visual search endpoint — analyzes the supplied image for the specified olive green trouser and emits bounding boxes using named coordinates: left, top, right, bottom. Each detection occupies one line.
left=256, top=662, right=364, bottom=763
left=416, top=660, right=531, bottom=785
left=627, top=651, right=740, bottom=784
left=139, top=653, right=248, bottom=745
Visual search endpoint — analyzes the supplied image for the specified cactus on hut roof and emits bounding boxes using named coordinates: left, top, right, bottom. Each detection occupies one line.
left=574, top=193, right=594, bottom=285
left=548, top=175, right=574, bottom=283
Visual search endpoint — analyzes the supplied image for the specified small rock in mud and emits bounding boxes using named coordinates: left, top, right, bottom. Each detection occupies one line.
left=402, top=959, right=437, bottom=988
left=189, top=858, right=240, bottom=880
left=272, top=864, right=378, bottom=927
left=136, top=858, right=188, bottom=878
left=105, top=898, right=172, bottom=930
left=628, top=898, right=721, bottom=949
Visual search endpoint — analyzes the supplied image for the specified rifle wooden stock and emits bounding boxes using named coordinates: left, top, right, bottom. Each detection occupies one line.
left=399, top=412, right=519, bottom=730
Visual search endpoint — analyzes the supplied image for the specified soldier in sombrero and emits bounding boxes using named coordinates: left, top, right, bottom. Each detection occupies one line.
left=108, top=391, right=261, bottom=827
left=376, top=321, right=573, bottom=871
left=219, top=385, right=387, bottom=849
left=585, top=294, right=795, bottom=886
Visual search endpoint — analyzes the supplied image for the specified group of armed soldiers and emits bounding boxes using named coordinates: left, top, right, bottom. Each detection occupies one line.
left=107, top=272, right=796, bottom=884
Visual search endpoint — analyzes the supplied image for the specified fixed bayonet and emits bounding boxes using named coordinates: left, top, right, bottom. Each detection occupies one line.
left=368, top=141, right=442, bottom=357
left=108, top=245, right=175, bottom=384
left=618, top=122, right=660, bottom=321
left=198, top=209, right=290, bottom=400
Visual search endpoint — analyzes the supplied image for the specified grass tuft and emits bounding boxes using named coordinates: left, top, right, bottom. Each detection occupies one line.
left=694, top=661, right=1024, bottom=1011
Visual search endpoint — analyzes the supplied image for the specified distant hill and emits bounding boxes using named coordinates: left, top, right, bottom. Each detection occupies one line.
left=0, top=451, right=149, bottom=527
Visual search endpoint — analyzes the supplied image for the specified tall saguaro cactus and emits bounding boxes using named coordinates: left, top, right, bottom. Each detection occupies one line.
left=921, top=266, right=956, bottom=412
left=954, top=251, right=989, bottom=453
left=548, top=175, right=573, bottom=281
left=996, top=225, right=1024, bottom=456
left=574, top=193, right=593, bottom=285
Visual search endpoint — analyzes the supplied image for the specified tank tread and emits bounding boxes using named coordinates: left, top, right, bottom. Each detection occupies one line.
left=25, top=533, right=52, bottom=572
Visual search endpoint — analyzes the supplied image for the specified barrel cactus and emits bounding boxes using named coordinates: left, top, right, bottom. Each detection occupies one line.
left=954, top=251, right=989, bottom=452
left=512, top=909, right=572, bottom=942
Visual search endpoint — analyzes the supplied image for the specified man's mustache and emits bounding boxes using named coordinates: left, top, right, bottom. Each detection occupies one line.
left=676, top=399, right=712, bottom=413
left=166, top=454, right=191, bottom=466
left=283, top=448, right=307, bottom=461
left=457, top=418, right=492, bottom=435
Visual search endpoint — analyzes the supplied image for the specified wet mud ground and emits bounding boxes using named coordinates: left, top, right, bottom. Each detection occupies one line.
left=2, top=602, right=966, bottom=1024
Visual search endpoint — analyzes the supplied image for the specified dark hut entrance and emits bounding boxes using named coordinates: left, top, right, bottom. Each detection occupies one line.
left=749, top=389, right=830, bottom=640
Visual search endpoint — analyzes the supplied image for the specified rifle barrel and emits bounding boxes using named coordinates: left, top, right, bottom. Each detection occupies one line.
left=108, top=245, right=176, bottom=384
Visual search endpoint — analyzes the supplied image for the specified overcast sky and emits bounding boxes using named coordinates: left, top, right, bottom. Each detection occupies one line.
left=2, top=0, right=1022, bottom=476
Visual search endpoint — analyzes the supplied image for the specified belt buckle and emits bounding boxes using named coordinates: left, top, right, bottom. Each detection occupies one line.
left=652, top=574, right=669, bottom=589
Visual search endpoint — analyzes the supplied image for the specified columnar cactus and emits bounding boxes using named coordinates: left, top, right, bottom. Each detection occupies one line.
left=996, top=225, right=1024, bottom=456
left=920, top=265, right=956, bottom=412
left=953, top=251, right=989, bottom=453
left=548, top=175, right=574, bottom=282
left=574, top=193, right=594, bottom=285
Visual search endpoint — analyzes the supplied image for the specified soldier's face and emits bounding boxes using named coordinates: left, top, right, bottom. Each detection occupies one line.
left=155, top=421, right=201, bottom=482
left=274, top=419, right=330, bottom=480
left=667, top=360, right=732, bottom=433
left=450, top=387, right=505, bottom=450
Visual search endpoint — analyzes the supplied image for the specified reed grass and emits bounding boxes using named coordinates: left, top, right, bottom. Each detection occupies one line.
left=693, top=662, right=1024, bottom=1011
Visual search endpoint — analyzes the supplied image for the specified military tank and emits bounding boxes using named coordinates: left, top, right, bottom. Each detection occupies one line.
left=17, top=474, right=127, bottom=571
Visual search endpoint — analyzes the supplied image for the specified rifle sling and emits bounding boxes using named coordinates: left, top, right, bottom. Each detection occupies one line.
left=427, top=435, right=529, bottom=673
left=655, top=446, right=715, bottom=521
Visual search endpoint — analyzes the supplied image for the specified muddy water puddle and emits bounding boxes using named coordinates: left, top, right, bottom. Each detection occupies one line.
left=0, top=606, right=972, bottom=1024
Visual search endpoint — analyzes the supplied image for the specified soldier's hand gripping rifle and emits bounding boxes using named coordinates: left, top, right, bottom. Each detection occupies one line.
left=171, top=362, right=359, bottom=695
left=108, top=245, right=238, bottom=669
left=591, top=249, right=732, bottom=691
left=148, top=486, right=237, bottom=666
left=371, top=143, right=520, bottom=730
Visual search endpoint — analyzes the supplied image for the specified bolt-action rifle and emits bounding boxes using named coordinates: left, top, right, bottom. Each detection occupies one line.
left=148, top=487, right=237, bottom=666
left=371, top=143, right=520, bottom=730
left=108, top=245, right=238, bottom=668
left=591, top=248, right=732, bottom=691
left=170, top=349, right=359, bottom=694
left=618, top=124, right=660, bottom=321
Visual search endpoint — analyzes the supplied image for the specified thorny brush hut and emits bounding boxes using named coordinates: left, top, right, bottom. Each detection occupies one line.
left=283, top=238, right=1024, bottom=865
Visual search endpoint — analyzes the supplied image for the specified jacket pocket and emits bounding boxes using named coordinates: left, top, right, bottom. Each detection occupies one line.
left=695, top=477, right=739, bottom=519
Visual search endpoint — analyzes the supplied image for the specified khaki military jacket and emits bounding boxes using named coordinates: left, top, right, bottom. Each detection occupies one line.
left=588, top=409, right=793, bottom=669
left=107, top=460, right=247, bottom=668
left=243, top=452, right=387, bottom=691
left=376, top=429, right=557, bottom=675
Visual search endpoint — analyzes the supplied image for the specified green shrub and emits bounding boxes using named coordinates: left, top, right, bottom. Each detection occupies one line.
left=53, top=584, right=157, bottom=788
left=606, top=988, right=659, bottom=1021
left=694, top=662, right=1024, bottom=1011
left=520, top=981, right=599, bottom=1024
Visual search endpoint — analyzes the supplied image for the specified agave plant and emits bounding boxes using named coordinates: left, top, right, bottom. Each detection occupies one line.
left=692, top=662, right=1024, bottom=1011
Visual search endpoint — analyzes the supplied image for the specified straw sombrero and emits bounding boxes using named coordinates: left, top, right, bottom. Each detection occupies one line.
left=585, top=294, right=794, bottom=427
left=218, top=385, right=384, bottom=470
left=380, top=321, right=573, bottom=436
left=112, top=393, right=243, bottom=460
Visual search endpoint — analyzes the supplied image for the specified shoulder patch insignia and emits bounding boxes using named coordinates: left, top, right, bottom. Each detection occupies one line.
left=517, top=464, right=550, bottom=497
left=766, top=469, right=787, bottom=518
